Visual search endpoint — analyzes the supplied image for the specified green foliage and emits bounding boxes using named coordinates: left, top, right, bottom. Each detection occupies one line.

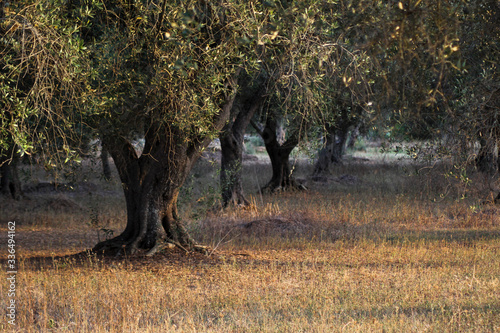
left=0, top=0, right=91, bottom=162
left=1, top=0, right=497, bottom=184
left=87, top=0, right=276, bottom=145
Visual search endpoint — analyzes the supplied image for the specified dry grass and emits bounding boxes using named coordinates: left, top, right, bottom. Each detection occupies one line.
left=1, top=150, right=499, bottom=332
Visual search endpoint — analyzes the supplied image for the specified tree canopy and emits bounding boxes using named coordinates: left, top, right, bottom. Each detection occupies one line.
left=1, top=0, right=498, bottom=254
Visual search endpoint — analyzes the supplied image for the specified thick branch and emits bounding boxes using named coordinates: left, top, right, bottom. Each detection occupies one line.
left=101, top=133, right=140, bottom=186
left=233, top=88, right=266, bottom=139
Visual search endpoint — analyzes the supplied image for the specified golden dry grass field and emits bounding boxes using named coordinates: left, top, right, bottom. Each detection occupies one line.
left=1, top=149, right=499, bottom=332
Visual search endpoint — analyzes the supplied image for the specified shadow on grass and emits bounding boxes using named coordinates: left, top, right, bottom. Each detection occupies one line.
left=19, top=246, right=224, bottom=271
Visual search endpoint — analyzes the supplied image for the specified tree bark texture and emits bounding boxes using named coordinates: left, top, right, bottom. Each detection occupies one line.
left=95, top=131, right=192, bottom=254
left=220, top=132, right=248, bottom=206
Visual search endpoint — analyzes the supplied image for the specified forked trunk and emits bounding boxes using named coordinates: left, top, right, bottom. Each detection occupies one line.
left=260, top=118, right=301, bottom=192
left=265, top=142, right=296, bottom=191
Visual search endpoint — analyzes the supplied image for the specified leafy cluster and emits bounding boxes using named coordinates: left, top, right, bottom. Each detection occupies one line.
left=0, top=0, right=90, bottom=162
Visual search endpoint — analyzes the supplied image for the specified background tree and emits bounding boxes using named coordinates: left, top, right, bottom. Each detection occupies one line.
left=0, top=146, right=22, bottom=200
left=312, top=42, right=374, bottom=176
left=334, top=1, right=473, bottom=162
left=453, top=0, right=500, bottom=174
left=220, top=0, right=330, bottom=197
left=252, top=110, right=304, bottom=192
left=247, top=0, right=340, bottom=192
left=219, top=72, right=267, bottom=207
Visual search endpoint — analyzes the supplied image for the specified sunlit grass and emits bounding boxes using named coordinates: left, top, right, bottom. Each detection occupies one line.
left=4, top=239, right=499, bottom=332
left=1, top=150, right=499, bottom=332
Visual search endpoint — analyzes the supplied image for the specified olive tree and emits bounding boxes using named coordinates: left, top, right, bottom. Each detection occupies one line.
left=454, top=0, right=499, bottom=174
left=219, top=0, right=332, bottom=200
left=312, top=43, right=374, bottom=176
left=82, top=0, right=280, bottom=255
left=1, top=0, right=274, bottom=255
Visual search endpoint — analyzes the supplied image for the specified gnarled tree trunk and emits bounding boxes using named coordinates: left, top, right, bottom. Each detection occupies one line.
left=255, top=117, right=301, bottom=192
left=94, top=93, right=237, bottom=256
left=219, top=82, right=266, bottom=207
left=94, top=131, right=197, bottom=255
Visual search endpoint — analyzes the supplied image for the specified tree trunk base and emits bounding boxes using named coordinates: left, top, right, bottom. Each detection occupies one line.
left=0, top=159, right=23, bottom=200
left=261, top=179, right=307, bottom=194
left=92, top=234, right=204, bottom=257
left=223, top=194, right=250, bottom=208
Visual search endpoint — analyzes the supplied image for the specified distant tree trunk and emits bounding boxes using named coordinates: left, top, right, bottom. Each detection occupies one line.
left=313, top=126, right=336, bottom=176
left=476, top=137, right=496, bottom=174
left=254, top=117, right=301, bottom=192
left=313, top=124, right=349, bottom=176
left=100, top=147, right=112, bottom=181
left=497, top=145, right=500, bottom=173
left=219, top=82, right=265, bottom=207
left=94, top=94, right=237, bottom=256
left=220, top=131, right=248, bottom=206
left=0, top=148, right=23, bottom=200
left=346, top=123, right=361, bottom=150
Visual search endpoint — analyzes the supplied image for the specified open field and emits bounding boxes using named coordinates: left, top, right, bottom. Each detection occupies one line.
left=1, top=148, right=499, bottom=332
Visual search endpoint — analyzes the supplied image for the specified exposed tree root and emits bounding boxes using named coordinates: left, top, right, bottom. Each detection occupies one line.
left=222, top=196, right=250, bottom=209
left=145, top=241, right=176, bottom=257
left=193, top=244, right=210, bottom=255
left=92, top=236, right=129, bottom=256
left=92, top=235, right=210, bottom=258
left=261, top=180, right=307, bottom=194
